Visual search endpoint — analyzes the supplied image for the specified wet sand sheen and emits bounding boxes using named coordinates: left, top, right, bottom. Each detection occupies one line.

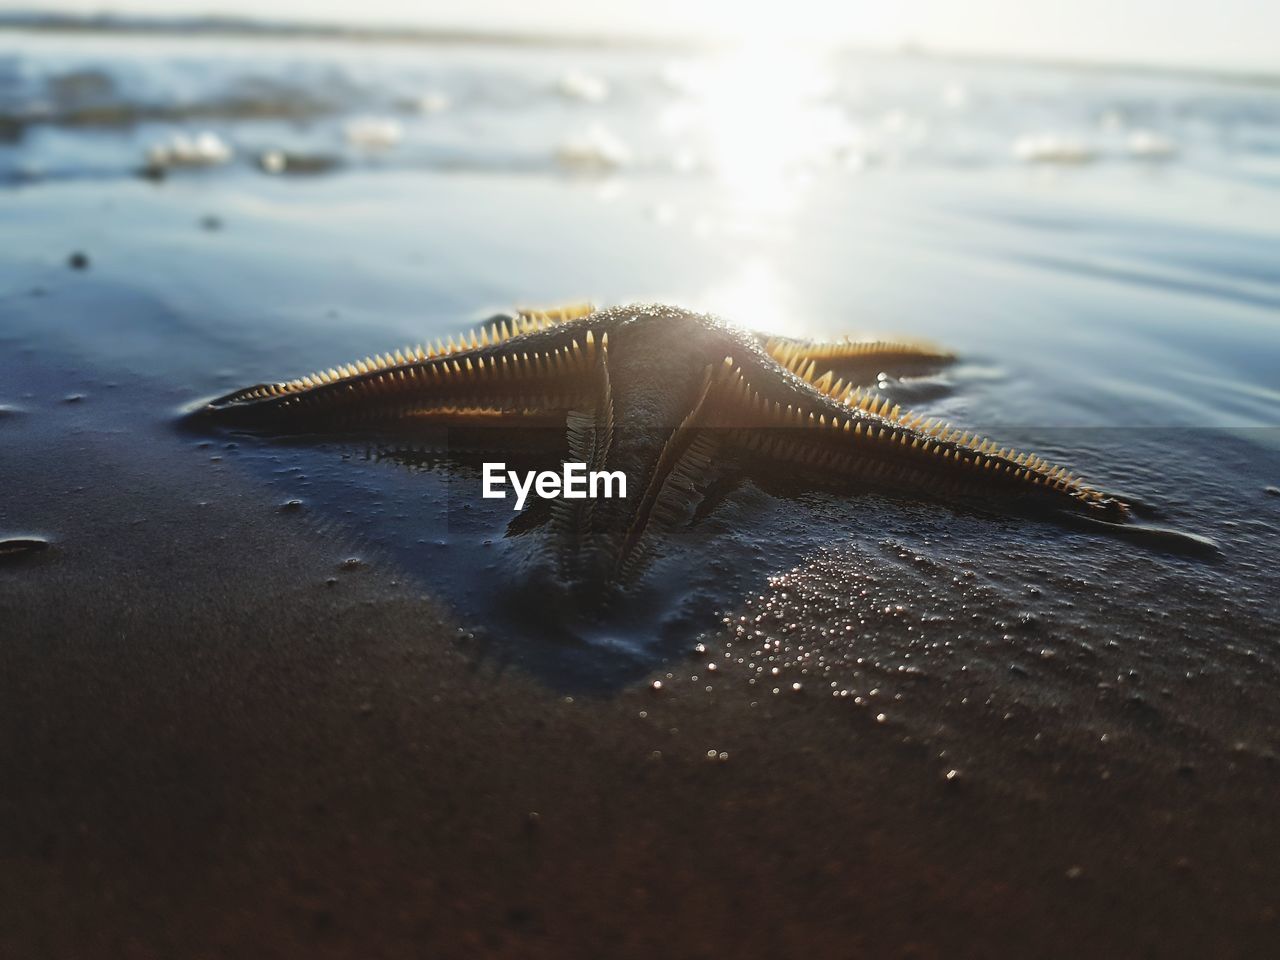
left=2, top=383, right=1279, bottom=958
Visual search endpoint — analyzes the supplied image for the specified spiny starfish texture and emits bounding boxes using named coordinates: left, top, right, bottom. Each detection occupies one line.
left=197, top=303, right=1129, bottom=582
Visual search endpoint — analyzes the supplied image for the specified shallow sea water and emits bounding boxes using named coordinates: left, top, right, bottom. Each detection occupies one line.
left=2, top=30, right=1279, bottom=715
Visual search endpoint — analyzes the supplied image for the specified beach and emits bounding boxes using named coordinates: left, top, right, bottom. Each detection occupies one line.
left=3, top=25, right=1280, bottom=957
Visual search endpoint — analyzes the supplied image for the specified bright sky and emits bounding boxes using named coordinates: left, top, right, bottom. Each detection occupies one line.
left=16, top=0, right=1280, bottom=72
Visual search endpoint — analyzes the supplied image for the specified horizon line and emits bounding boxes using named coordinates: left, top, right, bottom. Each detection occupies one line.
left=2, top=9, right=1278, bottom=89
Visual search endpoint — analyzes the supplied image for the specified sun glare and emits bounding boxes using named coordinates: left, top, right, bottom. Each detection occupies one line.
left=699, top=257, right=790, bottom=334
left=663, top=39, right=846, bottom=220
left=658, top=0, right=854, bottom=223
left=661, top=9, right=852, bottom=333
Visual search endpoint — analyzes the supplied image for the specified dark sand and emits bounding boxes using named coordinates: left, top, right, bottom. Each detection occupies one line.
left=2, top=331, right=1279, bottom=960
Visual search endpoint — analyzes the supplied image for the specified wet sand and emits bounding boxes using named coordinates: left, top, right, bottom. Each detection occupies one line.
left=2, top=424, right=1278, bottom=960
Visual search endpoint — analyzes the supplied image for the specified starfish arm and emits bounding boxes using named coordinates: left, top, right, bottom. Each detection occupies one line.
left=707, top=355, right=1128, bottom=521
left=507, top=303, right=597, bottom=325
left=613, top=365, right=723, bottom=580
left=761, top=334, right=954, bottom=385
left=194, top=308, right=607, bottom=430
left=545, top=342, right=617, bottom=576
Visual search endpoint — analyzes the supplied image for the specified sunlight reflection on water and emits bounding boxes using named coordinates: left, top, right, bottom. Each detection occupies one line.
left=659, top=41, right=848, bottom=220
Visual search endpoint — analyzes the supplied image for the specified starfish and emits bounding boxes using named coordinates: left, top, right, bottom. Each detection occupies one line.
left=192, top=304, right=1150, bottom=587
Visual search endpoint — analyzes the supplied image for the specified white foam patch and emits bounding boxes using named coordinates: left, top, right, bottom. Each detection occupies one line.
left=1012, top=133, right=1096, bottom=165
left=555, top=124, right=630, bottom=172
left=145, top=131, right=233, bottom=169
left=1127, top=130, right=1178, bottom=159
left=556, top=70, right=610, bottom=104
left=344, top=117, right=403, bottom=150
